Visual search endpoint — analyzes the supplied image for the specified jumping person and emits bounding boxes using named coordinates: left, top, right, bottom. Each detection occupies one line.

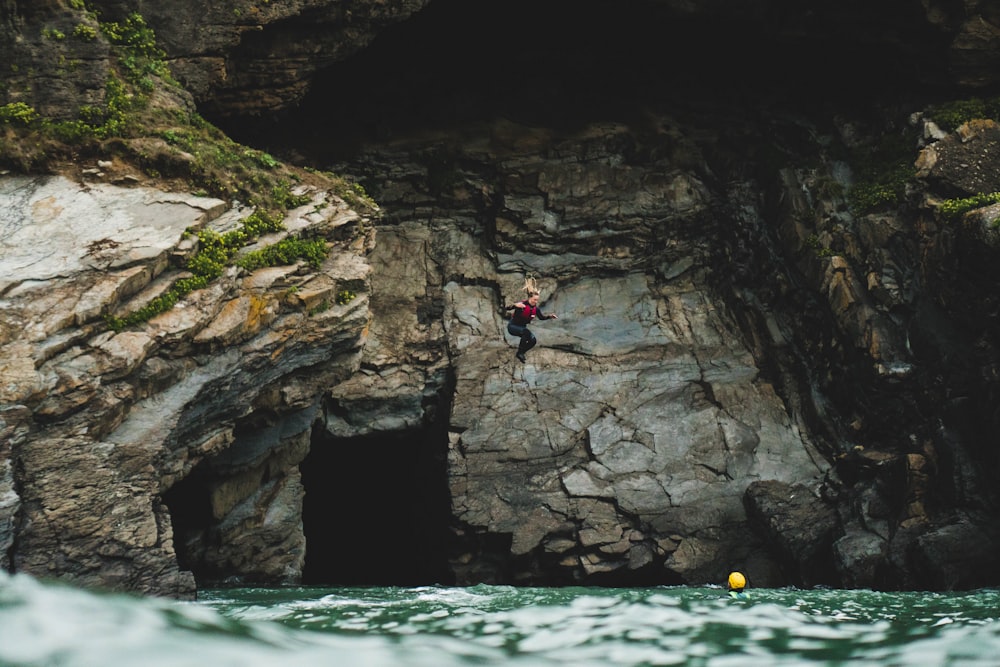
left=505, top=277, right=557, bottom=363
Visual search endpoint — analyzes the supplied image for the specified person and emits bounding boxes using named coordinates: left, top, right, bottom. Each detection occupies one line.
left=727, top=571, right=748, bottom=599
left=505, top=277, right=557, bottom=363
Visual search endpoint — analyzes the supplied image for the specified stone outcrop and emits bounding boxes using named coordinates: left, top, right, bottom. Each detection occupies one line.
left=0, top=174, right=375, bottom=596
left=132, top=0, right=432, bottom=119
left=319, top=98, right=1000, bottom=588
left=744, top=480, right=839, bottom=587
left=0, top=0, right=431, bottom=121
left=329, top=126, right=831, bottom=586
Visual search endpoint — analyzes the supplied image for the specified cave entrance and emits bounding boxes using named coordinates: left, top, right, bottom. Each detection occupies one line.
left=300, top=423, right=453, bottom=586
left=161, top=464, right=213, bottom=579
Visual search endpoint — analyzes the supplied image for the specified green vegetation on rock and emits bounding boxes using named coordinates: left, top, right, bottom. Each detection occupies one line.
left=1, top=4, right=379, bottom=331
left=236, top=238, right=329, bottom=272
left=925, top=97, right=1000, bottom=132
left=847, top=131, right=916, bottom=214
left=937, top=192, right=1000, bottom=222
left=0, top=102, right=38, bottom=125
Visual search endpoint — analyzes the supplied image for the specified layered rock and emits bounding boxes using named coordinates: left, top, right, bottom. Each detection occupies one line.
left=0, top=0, right=431, bottom=121
left=326, top=123, right=833, bottom=586
left=0, top=173, right=375, bottom=596
left=322, top=103, right=1000, bottom=589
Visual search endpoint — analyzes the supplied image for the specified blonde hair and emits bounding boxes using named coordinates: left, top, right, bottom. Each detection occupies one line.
left=523, top=275, right=539, bottom=297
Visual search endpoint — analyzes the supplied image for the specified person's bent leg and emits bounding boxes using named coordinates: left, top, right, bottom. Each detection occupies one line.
left=521, top=330, right=537, bottom=352
left=508, top=323, right=528, bottom=361
left=517, top=330, right=536, bottom=362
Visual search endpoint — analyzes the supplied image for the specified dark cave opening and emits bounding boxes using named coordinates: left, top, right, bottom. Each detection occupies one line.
left=162, top=417, right=455, bottom=587
left=161, top=465, right=213, bottom=578
left=300, top=423, right=454, bottom=586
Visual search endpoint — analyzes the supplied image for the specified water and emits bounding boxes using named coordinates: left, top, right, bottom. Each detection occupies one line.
left=2, top=571, right=999, bottom=666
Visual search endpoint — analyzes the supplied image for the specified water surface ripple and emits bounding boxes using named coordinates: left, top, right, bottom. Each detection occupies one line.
left=2, top=572, right=998, bottom=666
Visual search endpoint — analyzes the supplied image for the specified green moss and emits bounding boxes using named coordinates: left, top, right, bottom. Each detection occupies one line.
left=308, top=300, right=331, bottom=317
left=240, top=207, right=284, bottom=237
left=0, top=102, right=38, bottom=125
left=236, top=237, right=329, bottom=272
left=925, top=97, right=1000, bottom=133
left=6, top=4, right=376, bottom=332
left=185, top=229, right=237, bottom=280
left=271, top=180, right=312, bottom=209
left=303, top=168, right=378, bottom=213
left=848, top=178, right=907, bottom=212
left=106, top=175, right=337, bottom=330
left=805, top=234, right=835, bottom=258
left=342, top=181, right=377, bottom=211
left=847, top=131, right=916, bottom=214
left=105, top=273, right=210, bottom=332
left=72, top=23, right=98, bottom=40
left=254, top=150, right=279, bottom=169
left=106, top=225, right=330, bottom=331
left=937, top=192, right=1000, bottom=222
left=100, top=13, right=170, bottom=86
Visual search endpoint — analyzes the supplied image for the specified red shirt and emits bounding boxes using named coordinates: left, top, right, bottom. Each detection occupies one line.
left=510, top=301, right=540, bottom=325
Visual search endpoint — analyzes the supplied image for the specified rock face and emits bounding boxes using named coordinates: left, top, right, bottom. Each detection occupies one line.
left=2, top=0, right=1000, bottom=596
left=0, top=174, right=375, bottom=596
left=0, top=0, right=431, bottom=121
left=338, top=129, right=834, bottom=586
left=326, top=112, right=1000, bottom=590
left=130, top=0, right=432, bottom=119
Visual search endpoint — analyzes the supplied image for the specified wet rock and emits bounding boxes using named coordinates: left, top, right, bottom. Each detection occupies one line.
left=744, top=480, right=840, bottom=587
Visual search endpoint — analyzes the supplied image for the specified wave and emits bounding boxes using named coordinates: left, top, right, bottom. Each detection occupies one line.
left=3, top=572, right=999, bottom=666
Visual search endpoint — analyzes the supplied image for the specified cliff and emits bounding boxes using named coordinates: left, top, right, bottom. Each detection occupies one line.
left=2, top=0, right=999, bottom=597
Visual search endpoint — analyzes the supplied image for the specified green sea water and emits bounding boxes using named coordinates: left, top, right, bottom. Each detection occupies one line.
left=1, top=571, right=998, bottom=666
